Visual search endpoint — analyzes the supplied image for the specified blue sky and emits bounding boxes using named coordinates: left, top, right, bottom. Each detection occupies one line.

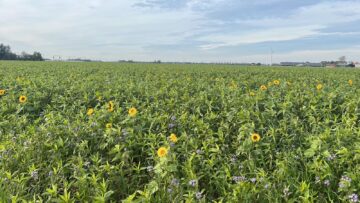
left=0, top=0, right=359, bottom=63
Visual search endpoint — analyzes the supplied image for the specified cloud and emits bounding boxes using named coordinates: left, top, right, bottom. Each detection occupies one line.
left=0, top=0, right=359, bottom=62
left=198, top=25, right=324, bottom=50
left=198, top=1, right=360, bottom=49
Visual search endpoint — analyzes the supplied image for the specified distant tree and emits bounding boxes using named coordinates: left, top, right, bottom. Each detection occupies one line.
left=32, top=52, right=43, bottom=61
left=0, top=43, right=43, bottom=61
left=0, top=43, right=17, bottom=60
left=339, top=56, right=346, bottom=62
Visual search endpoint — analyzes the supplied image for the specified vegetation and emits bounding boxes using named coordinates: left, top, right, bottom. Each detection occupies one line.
left=0, top=61, right=359, bottom=202
left=0, top=44, right=43, bottom=61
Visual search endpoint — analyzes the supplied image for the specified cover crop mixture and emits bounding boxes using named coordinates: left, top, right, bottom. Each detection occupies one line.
left=0, top=61, right=359, bottom=202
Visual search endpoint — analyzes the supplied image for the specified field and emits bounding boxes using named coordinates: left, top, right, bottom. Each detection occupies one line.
left=0, top=61, right=359, bottom=202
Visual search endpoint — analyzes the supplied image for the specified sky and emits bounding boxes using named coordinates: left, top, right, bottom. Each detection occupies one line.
left=0, top=0, right=360, bottom=63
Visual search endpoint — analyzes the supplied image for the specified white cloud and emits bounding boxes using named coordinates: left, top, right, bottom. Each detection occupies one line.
left=0, top=0, right=204, bottom=59
left=0, top=0, right=359, bottom=62
left=199, top=1, right=360, bottom=49
left=199, top=25, right=324, bottom=49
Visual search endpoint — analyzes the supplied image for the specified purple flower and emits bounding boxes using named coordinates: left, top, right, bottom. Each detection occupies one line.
left=170, top=116, right=177, bottom=121
left=323, top=180, right=330, bottom=187
left=283, top=187, right=291, bottom=197
left=168, top=123, right=176, bottom=129
left=122, top=129, right=129, bottom=136
left=188, top=179, right=197, bottom=187
left=230, top=156, right=237, bottom=163
left=338, top=182, right=345, bottom=188
left=171, top=178, right=180, bottom=187
left=31, top=170, right=39, bottom=180
left=195, top=192, right=202, bottom=199
left=341, top=175, right=352, bottom=183
left=167, top=188, right=172, bottom=193
left=264, top=183, right=270, bottom=189
left=232, top=176, right=246, bottom=183
left=250, top=178, right=257, bottom=183
left=349, top=194, right=359, bottom=203
left=146, top=166, right=153, bottom=172
left=327, top=154, right=336, bottom=161
left=196, top=149, right=203, bottom=155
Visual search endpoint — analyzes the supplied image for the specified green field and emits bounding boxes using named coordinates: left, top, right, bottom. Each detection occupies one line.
left=0, top=61, right=359, bottom=202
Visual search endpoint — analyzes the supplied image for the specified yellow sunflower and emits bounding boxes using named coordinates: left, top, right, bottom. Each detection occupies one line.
left=106, top=123, right=112, bottom=128
left=260, top=85, right=267, bottom=91
left=249, top=92, right=255, bottom=96
left=128, top=107, right=137, bottom=117
left=87, top=108, right=94, bottom=116
left=273, top=80, right=280, bottom=85
left=251, top=133, right=261, bottom=142
left=157, top=147, right=168, bottom=158
left=108, top=101, right=114, bottom=112
left=0, top=89, right=5, bottom=96
left=19, top=95, right=27, bottom=103
left=229, top=81, right=237, bottom=89
left=169, top=133, right=178, bottom=143
left=316, top=84, right=323, bottom=90
left=348, top=80, right=353, bottom=86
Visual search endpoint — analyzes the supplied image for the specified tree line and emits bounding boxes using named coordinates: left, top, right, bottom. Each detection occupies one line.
left=0, top=43, right=43, bottom=61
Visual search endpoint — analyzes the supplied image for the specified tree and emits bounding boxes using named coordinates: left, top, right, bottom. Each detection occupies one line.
left=0, top=43, right=17, bottom=60
left=339, top=56, right=346, bottom=62
left=0, top=43, right=43, bottom=61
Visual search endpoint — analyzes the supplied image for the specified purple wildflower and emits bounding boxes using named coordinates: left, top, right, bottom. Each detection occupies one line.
left=168, top=123, right=176, bottom=129
left=232, top=176, right=246, bottom=183
left=264, top=183, right=270, bottom=189
left=146, top=166, right=153, bottom=172
left=171, top=178, right=180, bottom=187
left=341, top=175, right=352, bottom=183
left=327, top=154, right=336, bottom=161
left=31, top=170, right=39, bottom=180
left=122, top=129, right=129, bottom=136
left=188, top=179, right=197, bottom=187
left=196, top=149, right=203, bottom=155
left=323, top=180, right=330, bottom=187
left=250, top=178, right=257, bottom=183
left=349, top=194, right=359, bottom=203
left=195, top=192, right=202, bottom=200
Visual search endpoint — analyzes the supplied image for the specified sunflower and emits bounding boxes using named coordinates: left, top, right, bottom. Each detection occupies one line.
left=0, top=89, right=5, bottom=96
left=19, top=95, right=27, bottom=103
left=128, top=107, right=137, bottom=117
left=249, top=92, right=255, bottom=96
left=229, top=81, right=237, bottom=89
left=348, top=80, right=353, bottom=86
left=108, top=101, right=114, bottom=112
left=157, top=147, right=168, bottom=158
left=251, top=133, right=261, bottom=142
left=106, top=123, right=112, bottom=128
left=87, top=108, right=94, bottom=116
left=260, top=85, right=267, bottom=91
left=273, top=80, right=280, bottom=85
left=169, top=133, right=178, bottom=143
left=316, top=84, right=323, bottom=90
